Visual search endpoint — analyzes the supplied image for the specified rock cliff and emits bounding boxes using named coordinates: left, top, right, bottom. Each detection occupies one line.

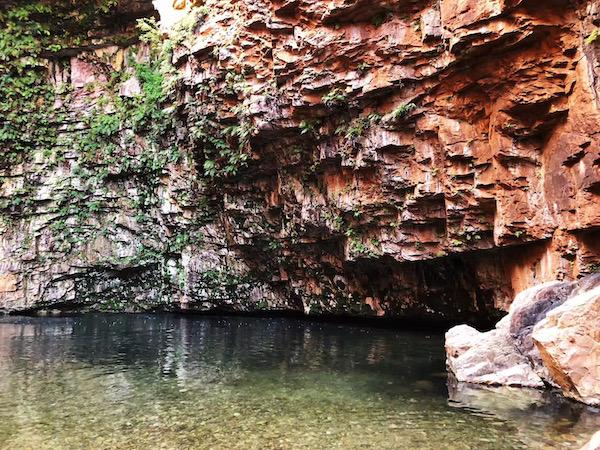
left=1, top=0, right=599, bottom=321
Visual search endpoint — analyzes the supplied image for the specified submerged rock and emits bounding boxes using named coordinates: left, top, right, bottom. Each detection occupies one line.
left=446, top=274, right=600, bottom=405
left=448, top=379, right=600, bottom=450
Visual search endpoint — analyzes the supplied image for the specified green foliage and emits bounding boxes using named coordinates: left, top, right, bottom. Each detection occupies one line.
left=335, top=113, right=381, bottom=140
left=585, top=29, right=599, bottom=45
left=323, top=210, right=344, bottom=232
left=169, top=7, right=207, bottom=46
left=0, top=1, right=124, bottom=166
left=322, top=88, right=348, bottom=107
left=224, top=71, right=249, bottom=96
left=76, top=56, right=174, bottom=180
left=196, top=268, right=255, bottom=300
left=299, top=119, right=321, bottom=136
left=191, top=117, right=251, bottom=178
left=167, top=233, right=190, bottom=254
left=390, top=103, right=417, bottom=120
left=266, top=239, right=281, bottom=251
left=137, top=17, right=162, bottom=46
left=348, top=237, right=382, bottom=258
left=0, top=3, right=56, bottom=165
left=91, top=113, right=121, bottom=138
left=344, top=228, right=382, bottom=258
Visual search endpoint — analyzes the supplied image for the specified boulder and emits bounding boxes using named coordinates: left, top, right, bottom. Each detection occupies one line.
left=445, top=279, right=578, bottom=388
left=446, top=274, right=600, bottom=406
left=445, top=322, right=544, bottom=387
left=532, top=281, right=600, bottom=406
left=508, top=280, right=575, bottom=383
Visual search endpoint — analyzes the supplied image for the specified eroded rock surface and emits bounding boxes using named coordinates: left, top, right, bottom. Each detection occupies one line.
left=0, top=0, right=599, bottom=318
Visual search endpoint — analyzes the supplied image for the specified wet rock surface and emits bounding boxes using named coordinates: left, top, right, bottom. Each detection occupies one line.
left=0, top=0, right=599, bottom=319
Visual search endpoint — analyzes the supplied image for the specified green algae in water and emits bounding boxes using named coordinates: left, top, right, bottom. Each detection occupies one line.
left=0, top=314, right=598, bottom=449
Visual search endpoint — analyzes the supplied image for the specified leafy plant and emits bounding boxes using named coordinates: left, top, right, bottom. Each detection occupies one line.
left=191, top=117, right=250, bottom=178
left=168, top=233, right=190, bottom=254
left=224, top=71, right=249, bottom=96
left=322, top=88, right=348, bottom=107
left=299, top=119, right=321, bottom=136
left=336, top=113, right=381, bottom=140
left=390, top=103, right=417, bottom=120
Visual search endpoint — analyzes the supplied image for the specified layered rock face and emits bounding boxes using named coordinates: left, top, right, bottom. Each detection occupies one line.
left=0, top=0, right=599, bottom=319
left=446, top=274, right=600, bottom=405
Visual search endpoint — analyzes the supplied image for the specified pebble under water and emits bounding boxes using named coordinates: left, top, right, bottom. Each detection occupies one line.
left=0, top=314, right=598, bottom=450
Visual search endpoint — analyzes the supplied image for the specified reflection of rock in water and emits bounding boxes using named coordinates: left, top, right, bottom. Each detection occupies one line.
left=447, top=376, right=600, bottom=448
left=448, top=375, right=546, bottom=415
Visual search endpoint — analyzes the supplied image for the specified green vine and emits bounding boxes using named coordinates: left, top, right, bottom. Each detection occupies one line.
left=0, top=1, right=126, bottom=167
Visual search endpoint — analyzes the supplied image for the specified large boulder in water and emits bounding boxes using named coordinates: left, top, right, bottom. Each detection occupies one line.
left=446, top=274, right=600, bottom=406
left=532, top=276, right=600, bottom=406
left=445, top=321, right=544, bottom=387
left=445, top=279, right=575, bottom=388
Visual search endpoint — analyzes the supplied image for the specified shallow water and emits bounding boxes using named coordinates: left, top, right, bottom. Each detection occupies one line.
left=0, top=314, right=597, bottom=450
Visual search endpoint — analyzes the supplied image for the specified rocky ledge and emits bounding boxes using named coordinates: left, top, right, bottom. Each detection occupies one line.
left=446, top=274, right=600, bottom=406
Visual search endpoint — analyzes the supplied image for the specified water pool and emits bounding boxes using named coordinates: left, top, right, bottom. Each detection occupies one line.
left=0, top=314, right=597, bottom=449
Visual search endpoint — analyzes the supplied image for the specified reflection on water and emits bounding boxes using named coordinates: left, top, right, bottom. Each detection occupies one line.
left=0, top=314, right=597, bottom=449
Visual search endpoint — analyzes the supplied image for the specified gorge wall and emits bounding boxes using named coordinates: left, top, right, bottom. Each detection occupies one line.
left=1, top=0, right=599, bottom=324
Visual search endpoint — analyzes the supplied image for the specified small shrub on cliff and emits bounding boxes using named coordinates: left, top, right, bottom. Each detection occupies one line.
left=322, top=88, right=348, bottom=107
left=390, top=103, right=417, bottom=120
left=191, top=117, right=250, bottom=178
left=299, top=119, right=321, bottom=136
left=336, top=113, right=381, bottom=140
left=137, top=17, right=162, bottom=47
left=224, top=71, right=250, bottom=96
left=169, top=8, right=208, bottom=46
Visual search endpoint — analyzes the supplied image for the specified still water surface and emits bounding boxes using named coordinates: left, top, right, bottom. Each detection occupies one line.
left=0, top=314, right=598, bottom=449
